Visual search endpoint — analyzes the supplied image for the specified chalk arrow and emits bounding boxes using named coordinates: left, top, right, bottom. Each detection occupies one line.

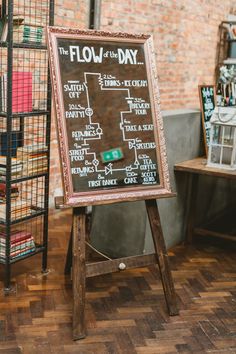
left=105, top=164, right=113, bottom=175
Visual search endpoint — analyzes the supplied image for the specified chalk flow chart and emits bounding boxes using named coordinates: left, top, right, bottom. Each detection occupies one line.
left=64, top=72, right=159, bottom=191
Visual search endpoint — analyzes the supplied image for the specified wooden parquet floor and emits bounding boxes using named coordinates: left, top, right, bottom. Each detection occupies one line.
left=0, top=209, right=235, bottom=354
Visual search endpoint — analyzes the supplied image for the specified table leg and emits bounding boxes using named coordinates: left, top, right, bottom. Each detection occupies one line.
left=185, top=173, right=199, bottom=244
left=64, top=226, right=73, bottom=275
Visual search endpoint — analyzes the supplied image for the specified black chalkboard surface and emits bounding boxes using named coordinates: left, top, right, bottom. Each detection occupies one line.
left=47, top=27, right=172, bottom=206
left=198, top=85, right=216, bottom=154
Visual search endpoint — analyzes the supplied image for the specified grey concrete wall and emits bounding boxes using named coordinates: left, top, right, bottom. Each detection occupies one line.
left=144, top=108, right=202, bottom=253
left=90, top=108, right=236, bottom=257
left=90, top=201, right=146, bottom=258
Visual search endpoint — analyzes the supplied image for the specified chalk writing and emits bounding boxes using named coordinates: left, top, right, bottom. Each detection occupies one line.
left=57, top=38, right=160, bottom=192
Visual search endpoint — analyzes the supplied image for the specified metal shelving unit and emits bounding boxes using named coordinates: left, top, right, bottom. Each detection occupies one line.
left=216, top=21, right=236, bottom=81
left=0, top=0, right=54, bottom=290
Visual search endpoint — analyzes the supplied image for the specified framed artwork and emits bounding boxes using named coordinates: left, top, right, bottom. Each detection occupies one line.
left=198, top=85, right=216, bottom=155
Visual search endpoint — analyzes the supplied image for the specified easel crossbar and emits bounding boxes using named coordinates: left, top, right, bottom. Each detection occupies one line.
left=86, top=253, right=157, bottom=277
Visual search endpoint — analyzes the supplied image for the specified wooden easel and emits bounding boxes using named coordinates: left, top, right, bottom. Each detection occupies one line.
left=56, top=197, right=179, bottom=340
left=49, top=27, right=180, bottom=341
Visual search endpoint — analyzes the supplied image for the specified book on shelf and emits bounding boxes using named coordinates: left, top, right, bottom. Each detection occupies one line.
left=0, top=155, right=23, bottom=180
left=0, top=71, right=32, bottom=113
left=17, top=143, right=48, bottom=155
left=17, top=144, right=48, bottom=175
left=0, top=229, right=36, bottom=261
left=0, top=182, right=19, bottom=202
left=0, top=229, right=32, bottom=243
left=0, top=236, right=35, bottom=251
left=0, top=198, right=32, bottom=221
left=0, top=155, right=23, bottom=169
left=26, top=161, right=48, bottom=175
left=0, top=248, right=35, bottom=262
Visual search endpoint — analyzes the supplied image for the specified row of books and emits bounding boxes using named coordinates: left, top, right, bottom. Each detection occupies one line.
left=0, top=198, right=33, bottom=221
left=0, top=229, right=36, bottom=261
left=0, top=182, right=19, bottom=202
left=17, top=143, right=48, bottom=176
left=0, top=143, right=48, bottom=180
left=0, top=155, right=23, bottom=180
left=0, top=71, right=33, bottom=113
left=0, top=15, right=43, bottom=44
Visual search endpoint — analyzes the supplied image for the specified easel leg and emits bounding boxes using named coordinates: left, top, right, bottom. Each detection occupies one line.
left=65, top=225, right=73, bottom=275
left=145, top=199, right=178, bottom=316
left=65, top=211, right=91, bottom=274
left=72, top=207, right=86, bottom=340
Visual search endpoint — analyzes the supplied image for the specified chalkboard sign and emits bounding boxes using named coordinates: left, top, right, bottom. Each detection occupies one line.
left=198, top=85, right=216, bottom=154
left=47, top=27, right=172, bottom=206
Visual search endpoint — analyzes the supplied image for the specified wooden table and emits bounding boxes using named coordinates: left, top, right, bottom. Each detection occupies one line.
left=174, top=157, right=236, bottom=243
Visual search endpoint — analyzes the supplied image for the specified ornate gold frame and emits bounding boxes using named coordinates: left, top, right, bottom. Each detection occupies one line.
left=47, top=26, right=172, bottom=206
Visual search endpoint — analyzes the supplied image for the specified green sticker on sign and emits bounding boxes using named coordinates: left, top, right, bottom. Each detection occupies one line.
left=101, top=147, right=124, bottom=163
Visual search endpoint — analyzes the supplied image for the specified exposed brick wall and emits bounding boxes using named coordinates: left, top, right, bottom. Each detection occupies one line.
left=54, top=0, right=89, bottom=28
left=100, top=0, right=236, bottom=109
left=49, top=0, right=236, bottom=203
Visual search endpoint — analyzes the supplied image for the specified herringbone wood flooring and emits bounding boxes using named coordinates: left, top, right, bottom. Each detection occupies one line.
left=0, top=209, right=235, bottom=353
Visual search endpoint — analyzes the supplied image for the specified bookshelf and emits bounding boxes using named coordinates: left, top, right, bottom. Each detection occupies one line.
left=216, top=21, right=236, bottom=80
left=215, top=21, right=236, bottom=107
left=0, top=0, right=54, bottom=291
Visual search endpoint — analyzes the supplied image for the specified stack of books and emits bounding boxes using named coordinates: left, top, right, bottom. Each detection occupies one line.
left=0, top=182, right=19, bottom=202
left=17, top=144, right=48, bottom=176
left=0, top=155, right=23, bottom=181
left=0, top=71, right=33, bottom=113
left=0, top=229, right=36, bottom=261
left=0, top=198, right=32, bottom=221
